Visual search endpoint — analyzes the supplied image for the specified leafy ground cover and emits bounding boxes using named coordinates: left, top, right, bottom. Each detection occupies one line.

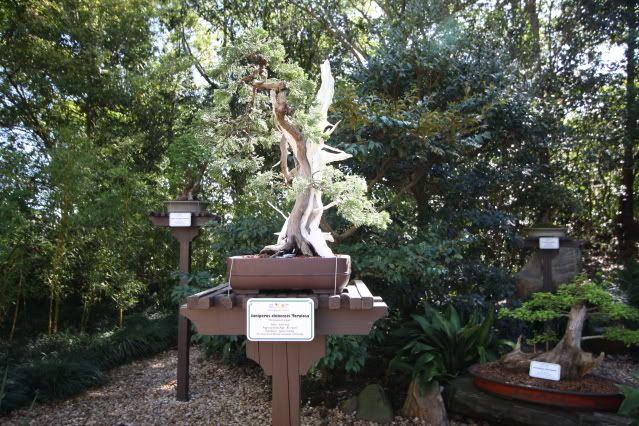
left=0, top=312, right=176, bottom=413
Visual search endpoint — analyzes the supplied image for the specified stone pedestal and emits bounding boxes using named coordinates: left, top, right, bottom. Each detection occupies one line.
left=515, top=230, right=583, bottom=299
left=516, top=246, right=582, bottom=298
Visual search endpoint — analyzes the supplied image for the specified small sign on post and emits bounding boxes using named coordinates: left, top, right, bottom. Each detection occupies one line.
left=246, top=298, right=314, bottom=342
left=169, top=212, right=192, bottom=227
left=539, top=237, right=560, bottom=250
left=529, top=360, right=561, bottom=381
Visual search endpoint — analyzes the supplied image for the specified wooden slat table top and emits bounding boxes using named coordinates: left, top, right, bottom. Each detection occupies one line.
left=184, top=281, right=381, bottom=311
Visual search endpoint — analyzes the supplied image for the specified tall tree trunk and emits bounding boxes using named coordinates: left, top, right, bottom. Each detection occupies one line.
left=525, top=0, right=541, bottom=69
left=48, top=288, right=54, bottom=335
left=80, top=302, right=89, bottom=333
left=618, top=0, right=638, bottom=262
left=53, top=296, right=60, bottom=334
left=9, top=271, right=22, bottom=341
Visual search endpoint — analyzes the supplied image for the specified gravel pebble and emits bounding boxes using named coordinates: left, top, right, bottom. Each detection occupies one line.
left=7, top=347, right=633, bottom=425
left=592, top=354, right=639, bottom=386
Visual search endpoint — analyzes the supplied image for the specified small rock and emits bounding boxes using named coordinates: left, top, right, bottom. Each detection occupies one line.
left=356, top=384, right=394, bottom=424
left=339, top=396, right=358, bottom=415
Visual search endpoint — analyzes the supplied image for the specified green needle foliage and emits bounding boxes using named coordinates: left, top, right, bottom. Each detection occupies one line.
left=499, top=274, right=639, bottom=347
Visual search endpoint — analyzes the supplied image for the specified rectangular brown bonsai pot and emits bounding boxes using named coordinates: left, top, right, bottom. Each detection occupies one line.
left=227, top=255, right=351, bottom=293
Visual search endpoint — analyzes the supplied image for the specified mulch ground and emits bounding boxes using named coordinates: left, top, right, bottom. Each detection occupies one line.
left=3, top=348, right=636, bottom=425
left=2, top=346, right=482, bottom=426
left=475, top=363, right=620, bottom=393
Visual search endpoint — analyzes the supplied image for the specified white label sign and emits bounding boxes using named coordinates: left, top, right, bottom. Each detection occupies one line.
left=169, top=212, right=191, bottom=227
left=529, top=361, right=561, bottom=381
left=246, top=298, right=314, bottom=342
left=539, top=237, right=560, bottom=250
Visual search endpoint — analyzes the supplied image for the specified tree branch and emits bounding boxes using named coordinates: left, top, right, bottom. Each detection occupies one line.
left=251, top=80, right=287, bottom=91
left=181, top=28, right=218, bottom=88
left=581, top=335, right=605, bottom=341
left=367, top=158, right=392, bottom=191
left=287, top=0, right=368, bottom=66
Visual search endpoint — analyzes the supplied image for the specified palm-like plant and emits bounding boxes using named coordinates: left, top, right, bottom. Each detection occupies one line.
left=390, top=303, right=508, bottom=389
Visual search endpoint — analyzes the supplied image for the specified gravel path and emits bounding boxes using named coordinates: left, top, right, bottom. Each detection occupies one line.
left=3, top=347, right=470, bottom=426
left=8, top=347, right=632, bottom=425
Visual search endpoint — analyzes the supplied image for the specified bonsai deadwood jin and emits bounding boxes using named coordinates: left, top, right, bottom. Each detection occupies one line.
left=499, top=274, right=639, bottom=379
left=211, top=30, right=389, bottom=257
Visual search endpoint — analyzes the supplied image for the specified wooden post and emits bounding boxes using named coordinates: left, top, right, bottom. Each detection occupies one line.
left=171, top=228, right=199, bottom=401
left=149, top=211, right=218, bottom=402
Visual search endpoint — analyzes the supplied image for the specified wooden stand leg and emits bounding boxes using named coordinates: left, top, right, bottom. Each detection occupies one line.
left=172, top=229, right=198, bottom=402
left=247, top=337, right=326, bottom=426
left=176, top=314, right=190, bottom=401
left=272, top=344, right=299, bottom=426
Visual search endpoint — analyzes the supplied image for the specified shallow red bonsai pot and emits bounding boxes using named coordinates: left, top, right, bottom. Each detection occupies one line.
left=227, top=254, right=351, bottom=293
left=468, top=364, right=623, bottom=411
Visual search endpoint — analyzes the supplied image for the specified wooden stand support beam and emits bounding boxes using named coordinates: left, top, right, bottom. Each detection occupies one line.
left=246, top=337, right=326, bottom=426
left=171, top=227, right=199, bottom=402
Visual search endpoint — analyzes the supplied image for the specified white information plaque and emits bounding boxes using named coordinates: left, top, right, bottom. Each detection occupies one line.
left=169, top=212, right=191, bottom=227
left=539, top=237, right=560, bottom=250
left=246, top=298, right=314, bottom=342
left=529, top=361, right=561, bottom=381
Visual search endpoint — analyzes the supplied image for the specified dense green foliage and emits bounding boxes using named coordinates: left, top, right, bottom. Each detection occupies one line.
left=0, top=0, right=638, bottom=412
left=500, top=274, right=639, bottom=346
left=389, top=303, right=508, bottom=388
left=0, top=312, right=176, bottom=412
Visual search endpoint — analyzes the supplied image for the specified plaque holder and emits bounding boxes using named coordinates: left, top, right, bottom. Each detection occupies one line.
left=181, top=280, right=387, bottom=426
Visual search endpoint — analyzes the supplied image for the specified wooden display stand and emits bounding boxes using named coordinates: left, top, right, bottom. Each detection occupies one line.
left=149, top=210, right=219, bottom=401
left=181, top=280, right=387, bottom=426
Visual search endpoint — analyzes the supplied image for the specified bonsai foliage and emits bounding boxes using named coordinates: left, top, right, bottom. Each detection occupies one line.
left=200, top=29, right=389, bottom=257
left=390, top=303, right=506, bottom=389
left=499, top=274, right=639, bottom=379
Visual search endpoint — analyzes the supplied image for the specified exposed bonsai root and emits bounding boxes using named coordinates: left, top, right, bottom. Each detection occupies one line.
left=499, top=336, right=537, bottom=370
left=499, top=304, right=604, bottom=380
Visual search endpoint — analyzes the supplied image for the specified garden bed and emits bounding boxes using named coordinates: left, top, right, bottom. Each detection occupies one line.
left=473, top=363, right=620, bottom=393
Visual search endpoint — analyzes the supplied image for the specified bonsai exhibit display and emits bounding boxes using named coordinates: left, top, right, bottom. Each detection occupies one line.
left=175, top=31, right=392, bottom=425
left=5, top=1, right=639, bottom=424
left=199, top=30, right=389, bottom=292
left=470, top=274, right=639, bottom=411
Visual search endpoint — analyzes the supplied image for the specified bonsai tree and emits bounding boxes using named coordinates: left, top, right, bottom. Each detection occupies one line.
left=165, top=132, right=209, bottom=201
left=499, top=274, right=639, bottom=379
left=201, top=29, right=389, bottom=256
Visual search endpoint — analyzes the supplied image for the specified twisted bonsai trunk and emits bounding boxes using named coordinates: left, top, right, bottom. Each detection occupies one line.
left=250, top=62, right=348, bottom=257
left=500, top=304, right=604, bottom=380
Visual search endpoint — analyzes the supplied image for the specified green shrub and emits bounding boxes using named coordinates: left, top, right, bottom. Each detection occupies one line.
left=318, top=335, right=370, bottom=374
left=618, top=260, right=639, bottom=307
left=389, top=303, right=509, bottom=389
left=192, top=334, right=247, bottom=365
left=0, top=311, right=176, bottom=413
